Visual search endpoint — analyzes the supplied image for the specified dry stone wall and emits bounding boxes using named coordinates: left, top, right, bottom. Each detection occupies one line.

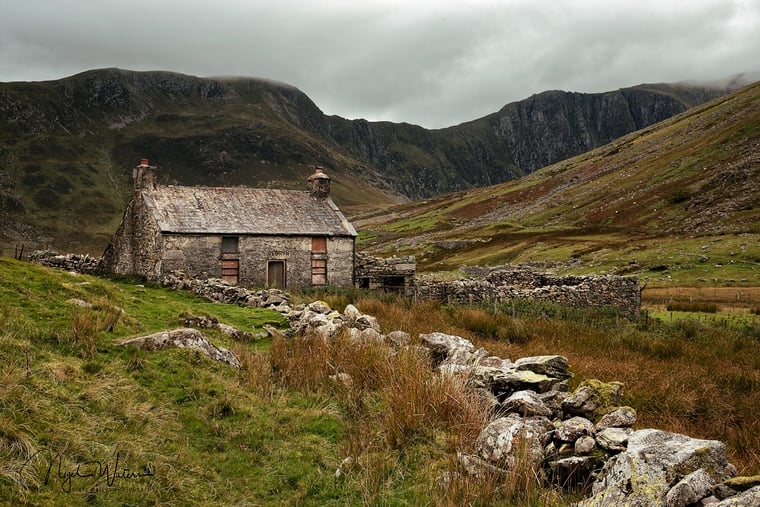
left=30, top=249, right=639, bottom=319
left=29, top=250, right=101, bottom=273
left=415, top=265, right=641, bottom=319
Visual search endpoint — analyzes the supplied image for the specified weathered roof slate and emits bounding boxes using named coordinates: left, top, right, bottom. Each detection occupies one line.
left=142, top=186, right=357, bottom=236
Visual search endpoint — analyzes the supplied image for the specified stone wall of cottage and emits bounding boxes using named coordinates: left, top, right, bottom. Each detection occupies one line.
left=100, top=193, right=162, bottom=279
left=415, top=266, right=641, bottom=319
left=160, top=234, right=355, bottom=288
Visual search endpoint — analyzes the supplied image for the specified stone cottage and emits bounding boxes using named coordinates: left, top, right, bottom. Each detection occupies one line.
left=101, top=160, right=357, bottom=288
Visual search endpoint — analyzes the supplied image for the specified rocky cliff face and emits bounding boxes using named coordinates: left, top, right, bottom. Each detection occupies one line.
left=489, top=86, right=727, bottom=173
left=321, top=84, right=730, bottom=198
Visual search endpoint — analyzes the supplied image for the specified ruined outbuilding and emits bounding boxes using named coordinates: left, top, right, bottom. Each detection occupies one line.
left=355, top=253, right=417, bottom=296
left=101, top=160, right=357, bottom=288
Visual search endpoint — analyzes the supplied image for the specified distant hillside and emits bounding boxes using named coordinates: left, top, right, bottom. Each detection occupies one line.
left=327, top=83, right=733, bottom=199
left=356, top=82, right=760, bottom=286
left=0, top=68, right=739, bottom=253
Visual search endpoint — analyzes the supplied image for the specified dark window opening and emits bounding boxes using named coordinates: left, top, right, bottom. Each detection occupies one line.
left=222, top=236, right=239, bottom=253
left=383, top=276, right=405, bottom=289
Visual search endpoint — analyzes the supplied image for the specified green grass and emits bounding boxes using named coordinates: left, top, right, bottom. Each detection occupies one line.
left=647, top=309, right=760, bottom=334
left=0, top=259, right=361, bottom=506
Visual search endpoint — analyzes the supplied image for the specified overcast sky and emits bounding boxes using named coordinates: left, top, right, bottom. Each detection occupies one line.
left=1, top=0, right=759, bottom=128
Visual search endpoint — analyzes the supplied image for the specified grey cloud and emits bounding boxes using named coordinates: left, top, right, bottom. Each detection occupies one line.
left=1, top=0, right=758, bottom=128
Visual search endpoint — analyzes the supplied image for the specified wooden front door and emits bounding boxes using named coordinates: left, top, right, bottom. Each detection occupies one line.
left=267, top=260, right=285, bottom=288
left=221, top=259, right=239, bottom=284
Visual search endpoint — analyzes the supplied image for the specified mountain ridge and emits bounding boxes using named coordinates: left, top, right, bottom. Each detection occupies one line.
left=0, top=68, right=746, bottom=253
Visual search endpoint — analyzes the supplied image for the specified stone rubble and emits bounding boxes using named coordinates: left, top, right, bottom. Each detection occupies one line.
left=161, top=270, right=293, bottom=315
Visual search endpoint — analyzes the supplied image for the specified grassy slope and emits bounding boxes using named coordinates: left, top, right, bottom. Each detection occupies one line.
left=0, top=258, right=361, bottom=506
left=355, top=82, right=760, bottom=287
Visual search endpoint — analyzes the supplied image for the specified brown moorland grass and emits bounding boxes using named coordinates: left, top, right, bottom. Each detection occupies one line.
left=269, top=329, right=574, bottom=506
left=643, top=286, right=760, bottom=310
left=308, top=294, right=760, bottom=476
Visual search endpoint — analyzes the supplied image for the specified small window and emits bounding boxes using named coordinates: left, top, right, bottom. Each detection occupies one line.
left=222, top=236, right=239, bottom=253
left=312, top=237, right=327, bottom=253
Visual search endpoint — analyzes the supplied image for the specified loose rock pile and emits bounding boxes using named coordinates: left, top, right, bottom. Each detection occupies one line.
left=161, top=271, right=292, bottom=315
left=286, top=300, right=386, bottom=343
left=29, top=250, right=101, bottom=273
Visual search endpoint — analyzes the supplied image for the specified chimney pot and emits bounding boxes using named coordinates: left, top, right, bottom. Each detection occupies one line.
left=140, top=158, right=149, bottom=166
left=307, top=166, right=330, bottom=198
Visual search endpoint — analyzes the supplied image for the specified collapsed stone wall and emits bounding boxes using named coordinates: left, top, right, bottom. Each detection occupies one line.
left=29, top=250, right=102, bottom=273
left=161, top=271, right=292, bottom=315
left=415, top=265, right=641, bottom=320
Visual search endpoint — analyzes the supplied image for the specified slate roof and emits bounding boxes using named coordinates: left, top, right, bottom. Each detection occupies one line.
left=141, top=186, right=357, bottom=236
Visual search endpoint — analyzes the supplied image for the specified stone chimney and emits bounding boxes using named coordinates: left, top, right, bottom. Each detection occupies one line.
left=132, top=158, right=156, bottom=192
left=307, top=167, right=330, bottom=199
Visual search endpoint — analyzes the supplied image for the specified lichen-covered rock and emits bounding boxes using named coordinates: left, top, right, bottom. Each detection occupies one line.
left=343, top=304, right=362, bottom=322
left=712, top=485, right=760, bottom=506
left=484, top=367, right=562, bottom=397
left=574, top=435, right=596, bottom=455
left=561, top=379, right=624, bottom=419
left=595, top=427, right=633, bottom=452
left=664, top=469, right=716, bottom=507
left=595, top=406, right=637, bottom=431
left=419, top=332, right=475, bottom=365
left=359, top=327, right=384, bottom=343
left=501, top=390, right=553, bottom=417
left=556, top=416, right=596, bottom=442
left=476, top=413, right=554, bottom=469
left=439, top=347, right=489, bottom=375
left=579, top=429, right=735, bottom=507
left=307, top=300, right=332, bottom=314
left=118, top=328, right=240, bottom=368
left=456, top=452, right=508, bottom=478
left=478, top=356, right=513, bottom=368
left=722, top=474, right=760, bottom=492
left=355, top=314, right=381, bottom=332
left=385, top=330, right=411, bottom=348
